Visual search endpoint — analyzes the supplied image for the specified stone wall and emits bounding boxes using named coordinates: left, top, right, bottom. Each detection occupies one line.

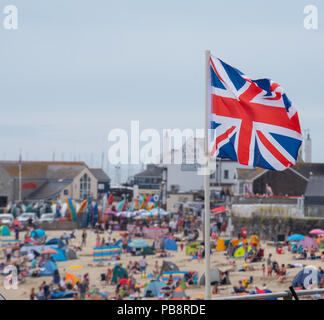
left=38, top=221, right=79, bottom=231
left=231, top=215, right=324, bottom=240
left=231, top=203, right=303, bottom=218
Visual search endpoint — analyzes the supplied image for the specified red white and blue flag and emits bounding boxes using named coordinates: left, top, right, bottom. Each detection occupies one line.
left=208, top=55, right=302, bottom=171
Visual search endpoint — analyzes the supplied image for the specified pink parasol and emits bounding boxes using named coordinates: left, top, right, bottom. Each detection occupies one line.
left=309, top=229, right=324, bottom=235
left=297, top=237, right=319, bottom=251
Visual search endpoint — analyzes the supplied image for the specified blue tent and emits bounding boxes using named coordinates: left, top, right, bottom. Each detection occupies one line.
left=31, top=229, right=46, bottom=239
left=0, top=225, right=11, bottom=237
left=39, top=260, right=58, bottom=276
left=144, top=280, right=167, bottom=298
left=163, top=238, right=178, bottom=251
left=292, top=267, right=323, bottom=288
left=45, top=238, right=66, bottom=249
left=51, top=247, right=67, bottom=262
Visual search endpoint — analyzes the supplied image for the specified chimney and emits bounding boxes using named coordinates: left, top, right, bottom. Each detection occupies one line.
left=305, top=130, right=312, bottom=163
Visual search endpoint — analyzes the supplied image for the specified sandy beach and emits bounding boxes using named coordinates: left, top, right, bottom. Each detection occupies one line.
left=1, top=228, right=322, bottom=300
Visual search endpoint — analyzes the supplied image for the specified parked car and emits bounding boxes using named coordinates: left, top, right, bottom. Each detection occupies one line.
left=17, top=212, right=38, bottom=225
left=0, top=213, right=14, bottom=226
left=39, top=213, right=55, bottom=223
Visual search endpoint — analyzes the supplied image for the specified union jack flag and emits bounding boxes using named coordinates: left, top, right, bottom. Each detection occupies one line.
left=208, top=55, right=302, bottom=170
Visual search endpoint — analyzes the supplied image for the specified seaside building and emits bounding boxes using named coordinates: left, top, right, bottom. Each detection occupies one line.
left=133, top=164, right=164, bottom=195
left=0, top=161, right=110, bottom=205
left=234, top=162, right=324, bottom=197
left=304, top=175, right=324, bottom=217
left=89, top=168, right=111, bottom=196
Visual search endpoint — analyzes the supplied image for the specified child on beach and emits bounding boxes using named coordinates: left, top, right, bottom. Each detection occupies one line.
left=96, top=234, right=100, bottom=247
left=267, top=264, right=273, bottom=277
left=262, top=264, right=266, bottom=278
left=30, top=288, right=36, bottom=300
left=198, top=248, right=203, bottom=262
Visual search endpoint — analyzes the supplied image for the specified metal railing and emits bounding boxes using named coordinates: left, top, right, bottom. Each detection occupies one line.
left=213, top=288, right=324, bottom=300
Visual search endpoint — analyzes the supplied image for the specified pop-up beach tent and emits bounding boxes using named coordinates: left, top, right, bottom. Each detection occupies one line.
left=144, top=280, right=167, bottom=298
left=233, top=245, right=253, bottom=258
left=39, top=260, right=58, bottom=277
left=111, top=265, right=128, bottom=284
left=186, top=242, right=200, bottom=256
left=292, top=266, right=323, bottom=288
left=199, top=268, right=230, bottom=285
left=45, top=238, right=66, bottom=249
left=163, top=238, right=178, bottom=251
left=0, top=225, right=11, bottom=237
left=51, top=247, right=67, bottom=262
left=160, top=261, right=179, bottom=273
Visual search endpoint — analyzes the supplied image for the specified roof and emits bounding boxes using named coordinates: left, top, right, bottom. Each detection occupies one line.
left=46, top=165, right=85, bottom=180
left=0, top=161, right=87, bottom=179
left=292, top=163, right=324, bottom=179
left=236, top=163, right=324, bottom=182
left=237, top=168, right=267, bottom=181
left=28, top=181, right=71, bottom=200
left=134, top=165, right=164, bottom=178
left=89, top=168, right=110, bottom=182
left=305, top=176, right=324, bottom=197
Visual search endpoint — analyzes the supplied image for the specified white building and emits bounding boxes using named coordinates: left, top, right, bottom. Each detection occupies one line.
left=161, top=137, right=250, bottom=194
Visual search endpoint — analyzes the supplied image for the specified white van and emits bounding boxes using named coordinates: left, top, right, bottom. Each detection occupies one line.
left=0, top=214, right=14, bottom=226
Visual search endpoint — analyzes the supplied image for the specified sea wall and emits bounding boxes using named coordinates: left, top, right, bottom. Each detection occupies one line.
left=38, top=221, right=79, bottom=230
left=231, top=204, right=303, bottom=218
left=231, top=215, right=324, bottom=241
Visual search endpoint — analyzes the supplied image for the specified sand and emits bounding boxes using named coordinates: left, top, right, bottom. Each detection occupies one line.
left=0, top=229, right=322, bottom=300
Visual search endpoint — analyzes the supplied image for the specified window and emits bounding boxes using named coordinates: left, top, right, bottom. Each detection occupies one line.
left=170, top=185, right=180, bottom=193
left=98, top=183, right=105, bottom=190
left=223, top=170, right=229, bottom=179
left=239, top=182, right=244, bottom=195
left=80, top=173, right=91, bottom=200
left=63, top=189, right=69, bottom=195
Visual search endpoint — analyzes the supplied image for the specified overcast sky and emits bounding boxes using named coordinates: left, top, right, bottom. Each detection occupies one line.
left=0, top=0, right=323, bottom=183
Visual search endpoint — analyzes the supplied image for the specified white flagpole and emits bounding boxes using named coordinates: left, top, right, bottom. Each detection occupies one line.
left=18, top=150, right=22, bottom=202
left=204, top=50, right=211, bottom=300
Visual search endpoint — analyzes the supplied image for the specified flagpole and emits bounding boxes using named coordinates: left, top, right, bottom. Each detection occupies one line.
left=18, top=150, right=22, bottom=202
left=204, top=49, right=211, bottom=300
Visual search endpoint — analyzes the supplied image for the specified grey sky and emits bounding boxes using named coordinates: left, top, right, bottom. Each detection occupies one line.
left=0, top=0, right=323, bottom=183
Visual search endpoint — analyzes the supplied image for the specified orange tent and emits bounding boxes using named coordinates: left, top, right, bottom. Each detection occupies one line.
left=66, top=273, right=81, bottom=286
left=216, top=238, right=226, bottom=251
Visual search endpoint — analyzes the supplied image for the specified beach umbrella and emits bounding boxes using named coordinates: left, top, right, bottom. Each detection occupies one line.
left=128, top=239, right=149, bottom=249
left=309, top=229, right=324, bottom=236
left=286, top=234, right=305, bottom=241
left=41, top=248, right=58, bottom=255
left=297, top=237, right=319, bottom=251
